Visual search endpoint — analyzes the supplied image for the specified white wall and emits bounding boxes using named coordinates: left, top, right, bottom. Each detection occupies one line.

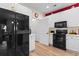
left=32, top=17, right=50, bottom=45
left=48, top=7, right=79, bottom=28
left=0, top=3, right=34, bottom=51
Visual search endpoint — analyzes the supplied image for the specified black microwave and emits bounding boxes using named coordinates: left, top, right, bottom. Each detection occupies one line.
left=55, top=21, right=67, bottom=28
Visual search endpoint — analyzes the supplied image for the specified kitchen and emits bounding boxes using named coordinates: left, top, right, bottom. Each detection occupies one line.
left=0, top=3, right=79, bottom=56
left=26, top=3, right=79, bottom=56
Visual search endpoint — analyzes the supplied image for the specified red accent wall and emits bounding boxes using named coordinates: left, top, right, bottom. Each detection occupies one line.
left=45, top=3, right=79, bottom=16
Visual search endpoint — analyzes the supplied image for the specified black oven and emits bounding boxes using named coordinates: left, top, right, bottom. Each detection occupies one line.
left=53, top=30, right=67, bottom=50
left=53, top=34, right=66, bottom=50
left=53, top=21, right=67, bottom=50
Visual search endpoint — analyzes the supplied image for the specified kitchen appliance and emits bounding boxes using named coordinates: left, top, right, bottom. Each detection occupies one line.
left=53, top=21, right=67, bottom=50
left=55, top=21, right=67, bottom=28
left=0, top=8, right=29, bottom=56
left=53, top=30, right=67, bottom=50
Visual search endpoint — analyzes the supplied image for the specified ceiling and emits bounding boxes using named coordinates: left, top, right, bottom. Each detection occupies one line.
left=20, top=3, right=75, bottom=14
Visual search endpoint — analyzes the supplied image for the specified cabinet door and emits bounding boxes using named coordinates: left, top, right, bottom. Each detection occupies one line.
left=30, top=34, right=35, bottom=51
left=66, top=36, right=75, bottom=50
left=71, top=37, right=79, bottom=52
left=66, top=36, right=79, bottom=52
left=49, top=34, right=53, bottom=45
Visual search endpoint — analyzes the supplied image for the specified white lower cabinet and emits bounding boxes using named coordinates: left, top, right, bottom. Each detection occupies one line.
left=30, top=34, right=35, bottom=51
left=49, top=34, right=53, bottom=45
left=66, top=35, right=79, bottom=52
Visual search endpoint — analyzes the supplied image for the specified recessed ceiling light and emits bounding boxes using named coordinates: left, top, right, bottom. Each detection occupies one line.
left=46, top=6, right=49, bottom=8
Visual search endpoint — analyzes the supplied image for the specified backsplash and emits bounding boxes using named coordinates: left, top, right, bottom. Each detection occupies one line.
left=49, top=26, right=79, bottom=35
left=68, top=27, right=79, bottom=35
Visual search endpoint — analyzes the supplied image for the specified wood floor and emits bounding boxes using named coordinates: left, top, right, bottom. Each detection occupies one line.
left=30, top=42, right=79, bottom=56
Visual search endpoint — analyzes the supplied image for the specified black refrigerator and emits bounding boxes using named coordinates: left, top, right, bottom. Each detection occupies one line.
left=0, top=8, right=29, bottom=56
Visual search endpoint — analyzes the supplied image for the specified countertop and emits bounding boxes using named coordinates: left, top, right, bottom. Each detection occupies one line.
left=66, top=34, right=79, bottom=37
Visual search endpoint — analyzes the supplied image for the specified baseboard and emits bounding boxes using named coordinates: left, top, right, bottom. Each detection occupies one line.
left=66, top=49, right=79, bottom=55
